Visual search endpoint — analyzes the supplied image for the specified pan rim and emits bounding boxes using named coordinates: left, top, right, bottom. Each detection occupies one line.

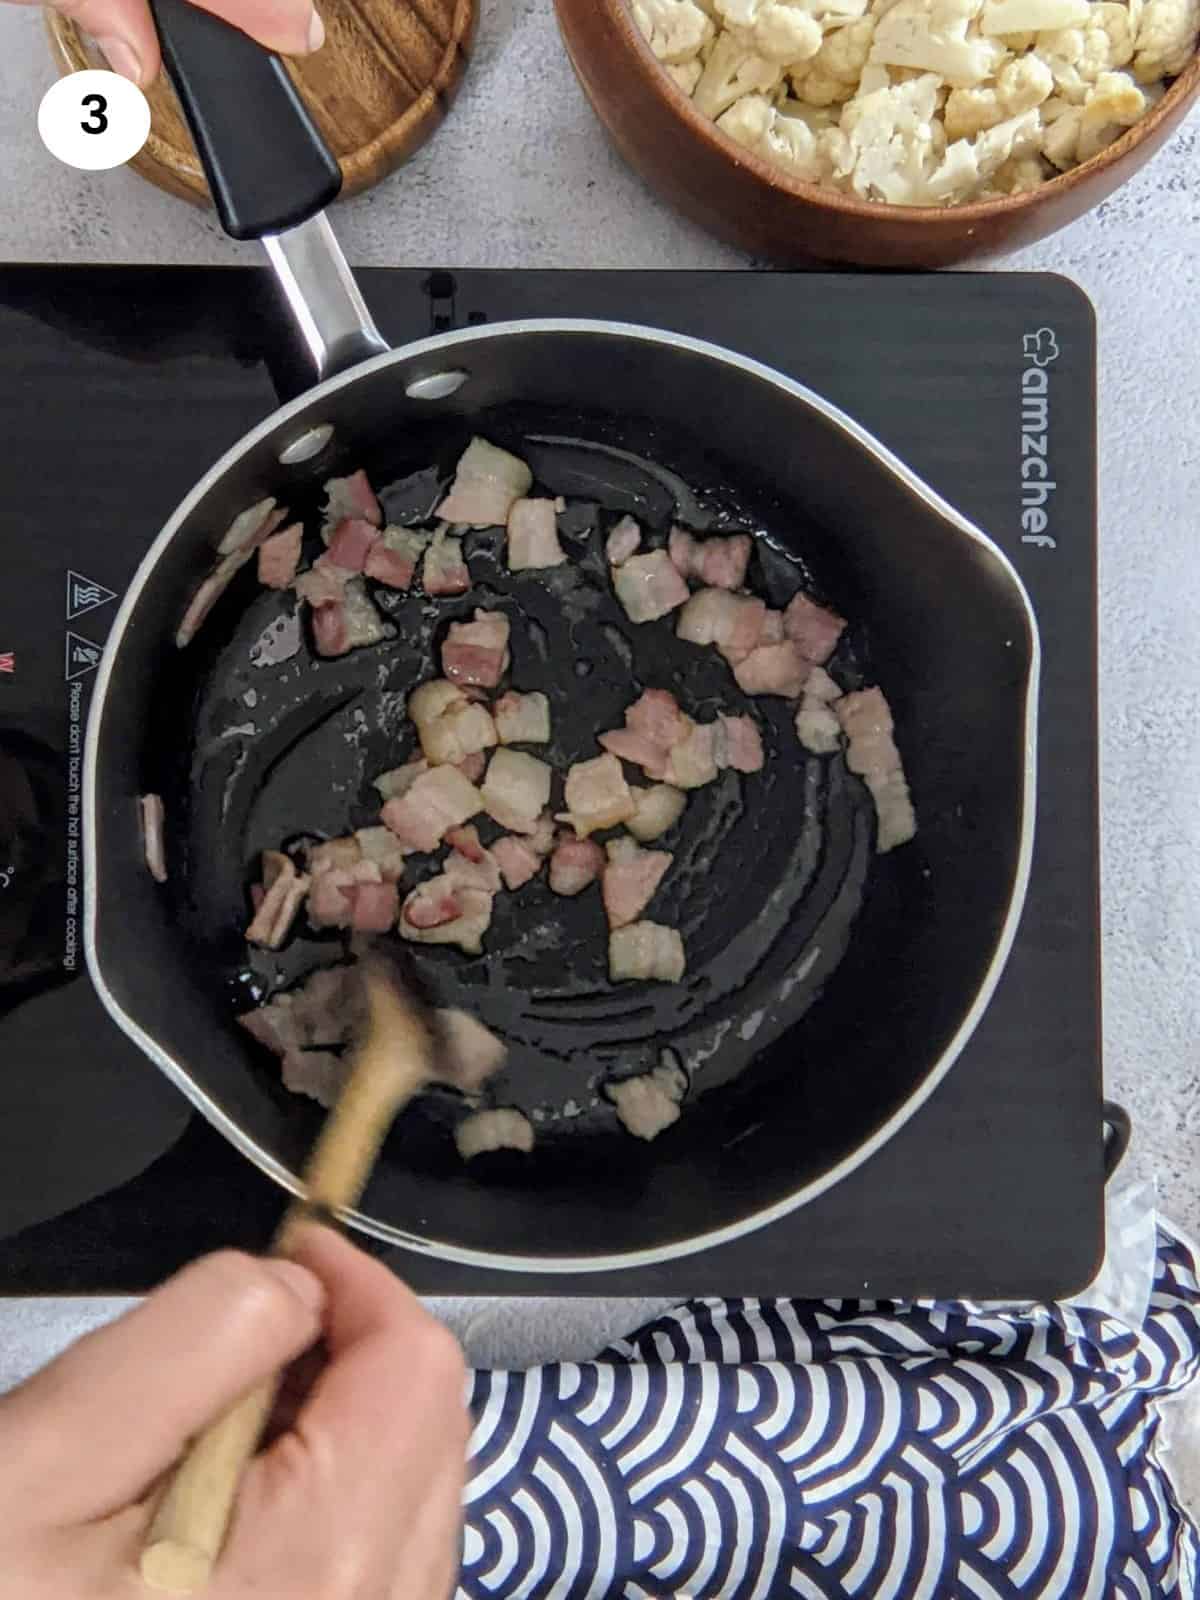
left=84, top=316, right=1041, bottom=1273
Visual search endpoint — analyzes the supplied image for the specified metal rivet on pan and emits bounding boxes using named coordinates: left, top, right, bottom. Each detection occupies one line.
left=278, top=424, right=335, bottom=465
left=405, top=370, right=469, bottom=401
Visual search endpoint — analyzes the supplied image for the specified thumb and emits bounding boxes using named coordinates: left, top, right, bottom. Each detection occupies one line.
left=0, top=1250, right=324, bottom=1526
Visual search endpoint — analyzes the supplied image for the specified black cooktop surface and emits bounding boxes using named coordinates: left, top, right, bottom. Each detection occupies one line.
left=0, top=266, right=1101, bottom=1299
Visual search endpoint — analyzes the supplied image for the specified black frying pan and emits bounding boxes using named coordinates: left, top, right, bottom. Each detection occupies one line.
left=84, top=2, right=1039, bottom=1271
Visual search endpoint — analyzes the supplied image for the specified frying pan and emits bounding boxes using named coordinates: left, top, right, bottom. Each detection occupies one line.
left=84, top=1, right=1039, bottom=1271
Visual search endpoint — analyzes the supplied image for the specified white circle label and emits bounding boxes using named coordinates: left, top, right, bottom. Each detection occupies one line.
left=38, top=71, right=151, bottom=172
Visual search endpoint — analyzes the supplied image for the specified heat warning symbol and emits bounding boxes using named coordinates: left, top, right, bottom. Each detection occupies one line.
left=65, top=633, right=103, bottom=682
left=67, top=570, right=117, bottom=621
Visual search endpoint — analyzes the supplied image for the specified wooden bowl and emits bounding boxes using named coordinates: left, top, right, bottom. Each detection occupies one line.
left=554, top=0, right=1200, bottom=268
left=47, top=0, right=477, bottom=209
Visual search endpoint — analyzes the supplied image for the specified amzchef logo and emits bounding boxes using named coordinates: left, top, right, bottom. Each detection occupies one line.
left=1020, top=327, right=1059, bottom=549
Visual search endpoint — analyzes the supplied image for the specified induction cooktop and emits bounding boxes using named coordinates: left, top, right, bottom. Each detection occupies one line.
left=0, top=265, right=1105, bottom=1299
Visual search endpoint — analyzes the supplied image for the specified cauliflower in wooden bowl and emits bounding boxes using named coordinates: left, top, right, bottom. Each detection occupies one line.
left=555, top=0, right=1199, bottom=263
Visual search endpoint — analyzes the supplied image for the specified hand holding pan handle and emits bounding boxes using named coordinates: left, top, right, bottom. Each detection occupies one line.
left=148, top=0, right=389, bottom=378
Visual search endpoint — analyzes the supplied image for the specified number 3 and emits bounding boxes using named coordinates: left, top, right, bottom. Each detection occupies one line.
left=80, top=93, right=108, bottom=135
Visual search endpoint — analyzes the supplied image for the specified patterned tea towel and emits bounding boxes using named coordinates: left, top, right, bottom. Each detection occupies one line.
left=456, top=1207, right=1200, bottom=1598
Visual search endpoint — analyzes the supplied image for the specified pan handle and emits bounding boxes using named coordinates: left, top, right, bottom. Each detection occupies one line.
left=149, top=0, right=389, bottom=380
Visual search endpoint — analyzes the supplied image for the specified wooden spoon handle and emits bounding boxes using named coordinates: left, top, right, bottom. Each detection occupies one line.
left=140, top=1039, right=428, bottom=1593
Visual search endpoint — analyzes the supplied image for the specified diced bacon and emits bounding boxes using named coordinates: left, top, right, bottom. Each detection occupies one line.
left=139, top=794, right=167, bottom=883
left=733, top=642, right=810, bottom=699
left=422, top=528, right=470, bottom=596
left=381, top=765, right=483, bottom=853
left=626, top=688, right=690, bottom=750
left=306, top=836, right=362, bottom=874
left=605, top=1061, right=687, bottom=1140
left=795, top=699, right=842, bottom=755
left=294, top=564, right=347, bottom=608
left=493, top=835, right=543, bottom=890
left=373, top=759, right=428, bottom=801
left=835, top=688, right=916, bottom=853
left=493, top=691, right=551, bottom=746
left=716, top=714, right=765, bottom=774
left=350, top=881, right=399, bottom=933
left=257, top=522, right=303, bottom=589
left=805, top=666, right=842, bottom=703
left=312, top=600, right=348, bottom=658
left=602, top=837, right=672, bottom=929
left=445, top=825, right=503, bottom=894
left=457, top=752, right=488, bottom=784
left=312, top=576, right=389, bottom=658
left=760, top=609, right=786, bottom=644
left=481, top=749, right=553, bottom=834
left=455, top=1108, right=534, bottom=1160
left=307, top=859, right=384, bottom=930
left=559, top=753, right=636, bottom=836
left=436, top=437, right=533, bottom=529
left=176, top=506, right=289, bottom=648
left=239, top=963, right=365, bottom=1065
left=354, top=826, right=409, bottom=881
left=364, top=527, right=430, bottom=591
left=668, top=528, right=752, bottom=591
left=439, top=1009, right=508, bottom=1089
left=549, top=834, right=605, bottom=897
left=400, top=881, right=493, bottom=954
left=528, top=811, right=557, bottom=857
left=598, top=728, right=669, bottom=777
left=321, top=470, right=380, bottom=540
left=627, top=784, right=686, bottom=842
left=281, top=1048, right=345, bottom=1109
left=605, top=515, right=642, bottom=566
left=410, top=679, right=497, bottom=766
left=325, top=517, right=380, bottom=573
left=441, top=610, right=511, bottom=689
left=608, top=922, right=686, bottom=983
left=217, top=497, right=283, bottom=556
left=784, top=591, right=846, bottom=664
left=246, top=851, right=310, bottom=949
left=676, top=589, right=767, bottom=665
left=663, top=720, right=720, bottom=790
left=612, top=551, right=690, bottom=625
left=507, top=498, right=567, bottom=570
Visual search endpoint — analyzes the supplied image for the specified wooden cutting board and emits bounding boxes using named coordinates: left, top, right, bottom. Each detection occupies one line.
left=45, top=0, right=477, bottom=208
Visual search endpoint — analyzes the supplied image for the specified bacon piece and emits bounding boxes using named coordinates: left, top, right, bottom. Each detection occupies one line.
left=381, top=765, right=483, bottom=853
left=612, top=551, right=690, bottom=625
left=795, top=699, right=842, bottom=755
left=325, top=517, right=380, bottom=573
left=662, top=720, right=720, bottom=790
left=239, top=963, right=365, bottom=1062
left=321, top=470, right=380, bottom=541
left=312, top=600, right=348, bottom=658
left=217, top=497, right=284, bottom=556
left=492, top=834, right=544, bottom=890
left=257, top=522, right=303, bottom=589
left=455, top=1108, right=534, bottom=1160
left=353, top=826, right=409, bottom=882
left=676, top=588, right=767, bottom=665
left=281, top=1049, right=345, bottom=1108
left=139, top=794, right=167, bottom=883
left=760, top=609, right=786, bottom=644
left=294, top=564, right=348, bottom=609
left=493, top=691, right=551, bottom=746
left=445, top=825, right=503, bottom=894
left=400, top=880, right=493, bottom=954
left=350, top=881, right=399, bottom=933
left=307, top=860, right=384, bottom=930
left=409, top=679, right=497, bottom=766
left=437, top=438, right=533, bottom=528
left=627, top=784, right=686, bottom=842
left=605, top=515, right=642, bottom=567
left=784, top=591, right=846, bottom=664
left=559, top=753, right=636, bottom=837
left=441, top=610, right=511, bottom=690
left=598, top=728, right=668, bottom=776
left=364, top=526, right=430, bottom=591
left=835, top=687, right=916, bottom=852
left=373, top=759, right=428, bottom=801
left=549, top=834, right=605, bottom=897
left=668, top=528, right=752, bottom=591
left=716, top=714, right=765, bottom=774
left=627, top=688, right=690, bottom=749
left=605, top=1061, right=687, bottom=1140
left=306, top=836, right=362, bottom=875
left=176, top=505, right=289, bottom=647
left=311, top=576, right=389, bottom=659
left=732, top=642, right=810, bottom=699
left=608, top=922, right=686, bottom=983
left=422, top=528, right=470, bottom=597
left=246, top=851, right=310, bottom=949
left=457, top=752, right=488, bottom=785
left=481, top=749, right=553, bottom=835
left=602, top=837, right=672, bottom=929
left=439, top=1010, right=508, bottom=1088
left=805, top=666, right=842, bottom=702
left=507, top=498, right=567, bottom=570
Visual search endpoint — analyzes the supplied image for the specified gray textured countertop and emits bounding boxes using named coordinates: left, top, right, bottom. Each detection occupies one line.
left=0, top=0, right=1198, bottom=1372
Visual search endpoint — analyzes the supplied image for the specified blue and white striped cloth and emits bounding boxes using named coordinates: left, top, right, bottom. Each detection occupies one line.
left=456, top=1225, right=1200, bottom=1598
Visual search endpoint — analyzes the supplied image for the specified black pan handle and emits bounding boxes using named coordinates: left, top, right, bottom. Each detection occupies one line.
left=149, top=0, right=341, bottom=241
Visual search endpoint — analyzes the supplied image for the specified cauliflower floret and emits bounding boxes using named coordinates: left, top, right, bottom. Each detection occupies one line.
left=717, top=91, right=831, bottom=176
left=870, top=0, right=1007, bottom=86
left=716, top=90, right=777, bottom=144
left=819, top=15, right=878, bottom=74
left=973, top=105, right=1044, bottom=171
left=992, top=150, right=1051, bottom=188
left=840, top=72, right=943, bottom=200
left=791, top=59, right=861, bottom=98
left=1132, top=0, right=1200, bottom=79
left=1038, top=3, right=1143, bottom=100
left=979, top=0, right=1089, bottom=31
left=694, top=28, right=785, bottom=115
left=1042, top=100, right=1084, bottom=162
left=1077, top=66, right=1147, bottom=154
left=712, top=0, right=824, bottom=57
left=998, top=27, right=1036, bottom=45
left=940, top=55, right=1046, bottom=144
left=923, top=135, right=982, bottom=197
left=666, top=57, right=705, bottom=90
left=633, top=0, right=716, bottom=62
